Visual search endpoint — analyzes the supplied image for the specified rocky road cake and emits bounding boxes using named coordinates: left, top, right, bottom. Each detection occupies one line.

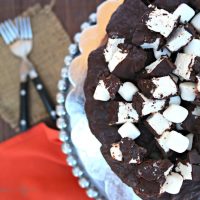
left=84, top=0, right=200, bottom=199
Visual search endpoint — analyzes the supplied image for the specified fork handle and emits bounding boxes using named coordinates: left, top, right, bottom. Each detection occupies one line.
left=19, top=80, right=29, bottom=131
left=32, top=76, right=56, bottom=121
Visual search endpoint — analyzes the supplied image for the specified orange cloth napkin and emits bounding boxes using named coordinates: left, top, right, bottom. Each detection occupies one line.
left=0, top=123, right=90, bottom=200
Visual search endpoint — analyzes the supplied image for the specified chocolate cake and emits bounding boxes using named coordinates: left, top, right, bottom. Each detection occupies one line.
left=84, top=0, right=200, bottom=199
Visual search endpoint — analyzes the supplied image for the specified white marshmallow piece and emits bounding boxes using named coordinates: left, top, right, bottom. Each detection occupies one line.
left=138, top=93, right=166, bottom=116
left=156, top=131, right=171, bottom=153
left=169, top=96, right=181, bottom=105
left=117, top=102, right=139, bottom=124
left=146, top=112, right=172, bottom=136
left=110, top=143, right=123, bottom=161
left=173, top=3, right=195, bottom=23
left=184, top=39, right=200, bottom=57
left=151, top=76, right=177, bottom=99
left=191, top=12, right=200, bottom=33
left=146, top=7, right=178, bottom=37
left=118, top=82, right=138, bottom=101
left=179, top=82, right=196, bottom=102
left=186, top=133, right=194, bottom=151
left=166, top=131, right=189, bottom=153
left=173, top=53, right=196, bottom=80
left=153, top=48, right=171, bottom=59
left=118, top=122, right=141, bottom=140
left=163, top=105, right=188, bottom=123
left=175, top=162, right=192, bottom=180
left=93, top=80, right=110, bottom=101
left=140, top=38, right=160, bottom=50
left=166, top=26, right=192, bottom=52
left=161, top=172, right=183, bottom=194
left=104, top=38, right=128, bottom=72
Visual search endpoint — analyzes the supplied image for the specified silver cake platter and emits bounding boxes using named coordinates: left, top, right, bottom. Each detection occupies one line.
left=56, top=13, right=106, bottom=200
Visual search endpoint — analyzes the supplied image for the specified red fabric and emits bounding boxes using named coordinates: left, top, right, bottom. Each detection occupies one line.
left=0, top=123, right=90, bottom=200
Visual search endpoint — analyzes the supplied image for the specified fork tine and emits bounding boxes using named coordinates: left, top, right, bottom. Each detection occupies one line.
left=26, top=17, right=32, bottom=39
left=24, top=17, right=29, bottom=39
left=22, top=17, right=28, bottom=39
left=19, top=17, right=25, bottom=39
left=15, top=17, right=20, bottom=36
left=0, top=23, right=15, bottom=44
left=0, top=24, right=10, bottom=44
left=4, top=20, right=17, bottom=40
left=8, top=19, right=19, bottom=37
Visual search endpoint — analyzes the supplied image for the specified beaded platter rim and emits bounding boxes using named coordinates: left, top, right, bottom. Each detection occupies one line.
left=56, top=13, right=107, bottom=200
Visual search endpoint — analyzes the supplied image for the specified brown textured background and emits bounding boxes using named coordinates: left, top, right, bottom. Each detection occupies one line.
left=0, top=0, right=103, bottom=142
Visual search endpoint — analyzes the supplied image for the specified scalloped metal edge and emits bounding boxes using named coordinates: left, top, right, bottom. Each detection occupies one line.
left=56, top=1, right=124, bottom=199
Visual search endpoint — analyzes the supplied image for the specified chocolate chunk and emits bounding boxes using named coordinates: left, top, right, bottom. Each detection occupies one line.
left=108, top=101, right=139, bottom=125
left=189, top=0, right=200, bottom=10
left=143, top=6, right=178, bottom=38
left=192, top=165, right=200, bottom=181
left=173, top=53, right=200, bottom=81
left=141, top=57, right=176, bottom=78
left=194, top=134, right=200, bottom=153
left=102, top=74, right=121, bottom=99
left=137, top=159, right=173, bottom=182
left=136, top=122, right=163, bottom=159
left=192, top=56, right=200, bottom=74
left=145, top=112, right=172, bottom=137
left=106, top=0, right=147, bottom=40
left=166, top=25, right=193, bottom=53
left=182, top=105, right=200, bottom=134
left=145, top=49, right=156, bottom=66
left=135, top=178, right=161, bottom=198
left=188, top=150, right=200, bottom=164
left=138, top=76, right=177, bottom=99
left=112, top=46, right=147, bottom=80
left=194, top=93, right=200, bottom=106
left=185, top=23, right=197, bottom=37
left=132, top=93, right=145, bottom=116
left=137, top=79, right=157, bottom=99
left=120, top=137, right=147, bottom=164
left=132, top=92, right=166, bottom=116
left=132, top=23, right=161, bottom=47
left=153, top=0, right=189, bottom=12
left=101, top=143, right=138, bottom=183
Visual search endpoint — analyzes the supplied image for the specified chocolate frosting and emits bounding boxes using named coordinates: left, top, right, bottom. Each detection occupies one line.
left=153, top=0, right=189, bottom=11
left=84, top=45, right=200, bottom=199
left=106, top=0, right=148, bottom=40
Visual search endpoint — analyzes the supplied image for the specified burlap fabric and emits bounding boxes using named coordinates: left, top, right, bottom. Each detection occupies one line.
left=0, top=3, right=70, bottom=131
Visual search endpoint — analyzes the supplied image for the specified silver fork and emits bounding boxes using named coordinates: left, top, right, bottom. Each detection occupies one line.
left=0, top=17, right=56, bottom=131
